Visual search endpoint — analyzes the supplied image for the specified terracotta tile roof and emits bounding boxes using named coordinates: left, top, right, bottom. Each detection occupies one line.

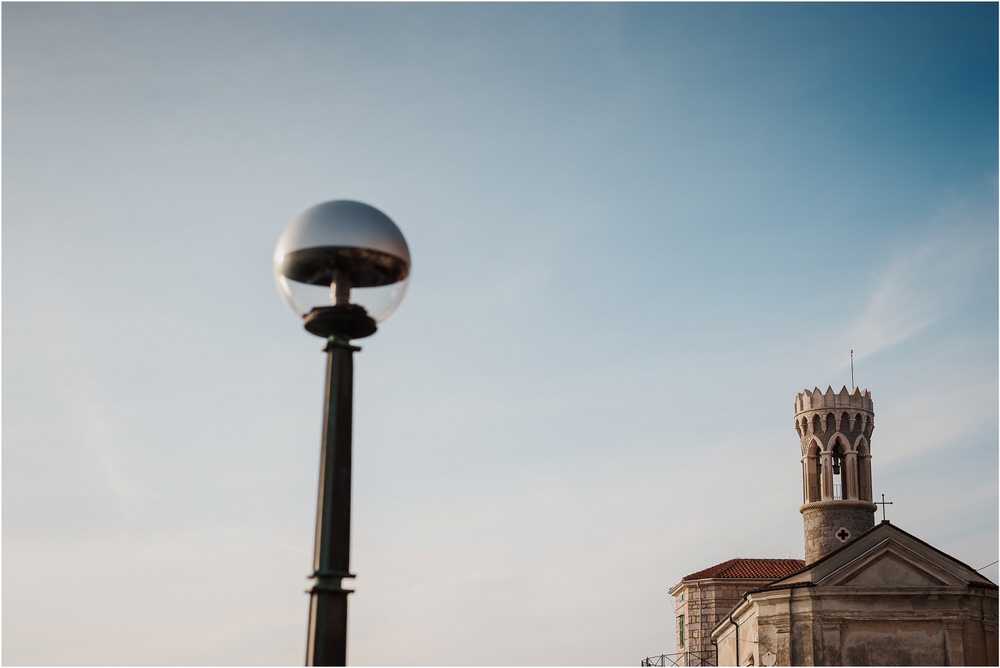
left=682, top=558, right=805, bottom=581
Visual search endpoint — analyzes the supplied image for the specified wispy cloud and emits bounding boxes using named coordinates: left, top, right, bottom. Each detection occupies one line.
left=67, top=390, right=142, bottom=502
left=841, top=195, right=996, bottom=364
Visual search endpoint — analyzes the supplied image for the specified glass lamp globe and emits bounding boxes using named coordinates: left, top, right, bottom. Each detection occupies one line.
left=274, top=200, right=411, bottom=333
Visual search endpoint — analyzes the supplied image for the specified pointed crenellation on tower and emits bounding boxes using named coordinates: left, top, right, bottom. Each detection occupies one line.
left=795, top=386, right=877, bottom=564
left=794, top=385, right=873, bottom=414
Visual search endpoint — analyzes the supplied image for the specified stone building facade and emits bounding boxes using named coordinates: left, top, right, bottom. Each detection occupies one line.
left=712, top=522, right=998, bottom=666
left=667, top=559, right=804, bottom=665
left=664, top=386, right=999, bottom=666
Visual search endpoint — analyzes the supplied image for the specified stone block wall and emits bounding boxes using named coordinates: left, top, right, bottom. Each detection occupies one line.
left=802, top=503, right=873, bottom=563
left=673, top=579, right=778, bottom=665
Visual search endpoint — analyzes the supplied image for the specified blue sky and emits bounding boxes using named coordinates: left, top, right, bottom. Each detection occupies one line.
left=3, top=3, right=997, bottom=665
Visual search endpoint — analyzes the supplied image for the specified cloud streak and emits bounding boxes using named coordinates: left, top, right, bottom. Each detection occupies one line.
left=841, top=195, right=996, bottom=364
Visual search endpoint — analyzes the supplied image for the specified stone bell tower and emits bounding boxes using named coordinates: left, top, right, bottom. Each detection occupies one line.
left=794, top=386, right=877, bottom=564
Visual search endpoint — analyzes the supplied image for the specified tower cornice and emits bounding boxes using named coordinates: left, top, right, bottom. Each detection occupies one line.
left=799, top=499, right=877, bottom=513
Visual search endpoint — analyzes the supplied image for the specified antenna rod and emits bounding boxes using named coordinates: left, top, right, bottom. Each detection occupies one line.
left=851, top=349, right=854, bottom=389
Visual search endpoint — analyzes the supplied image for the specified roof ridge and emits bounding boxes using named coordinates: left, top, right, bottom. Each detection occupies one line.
left=682, top=557, right=805, bottom=581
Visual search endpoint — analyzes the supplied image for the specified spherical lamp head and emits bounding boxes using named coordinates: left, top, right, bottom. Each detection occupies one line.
left=274, top=200, right=411, bottom=338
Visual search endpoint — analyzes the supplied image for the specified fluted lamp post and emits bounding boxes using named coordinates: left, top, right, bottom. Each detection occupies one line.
left=274, top=200, right=411, bottom=666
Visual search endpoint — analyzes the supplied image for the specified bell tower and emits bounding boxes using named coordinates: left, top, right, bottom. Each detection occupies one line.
left=794, top=386, right=877, bottom=564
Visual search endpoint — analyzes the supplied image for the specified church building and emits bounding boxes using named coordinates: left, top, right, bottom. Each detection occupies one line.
left=667, top=386, right=998, bottom=666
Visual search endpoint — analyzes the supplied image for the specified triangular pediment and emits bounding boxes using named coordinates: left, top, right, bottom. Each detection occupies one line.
left=832, top=550, right=951, bottom=587
left=770, top=522, right=996, bottom=590
left=818, top=538, right=968, bottom=588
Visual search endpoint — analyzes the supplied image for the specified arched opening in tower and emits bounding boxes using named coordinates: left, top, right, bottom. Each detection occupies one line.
left=830, top=439, right=847, bottom=500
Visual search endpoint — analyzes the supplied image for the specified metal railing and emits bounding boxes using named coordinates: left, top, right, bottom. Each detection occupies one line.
left=641, top=651, right=715, bottom=666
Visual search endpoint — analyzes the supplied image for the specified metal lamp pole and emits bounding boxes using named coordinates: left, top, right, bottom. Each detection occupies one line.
left=303, top=307, right=377, bottom=666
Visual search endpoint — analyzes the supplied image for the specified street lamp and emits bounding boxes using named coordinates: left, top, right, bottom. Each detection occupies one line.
left=274, top=200, right=411, bottom=666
